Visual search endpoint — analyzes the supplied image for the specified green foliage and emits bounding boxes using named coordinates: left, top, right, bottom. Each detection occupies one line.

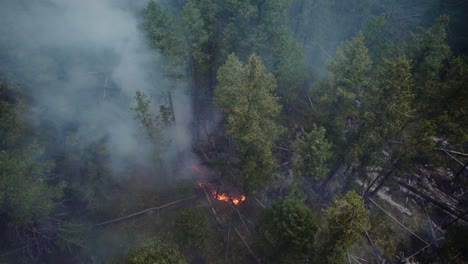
left=132, top=91, right=167, bottom=160
left=217, top=0, right=258, bottom=60
left=179, top=0, right=209, bottom=66
left=316, top=191, right=369, bottom=264
left=255, top=198, right=317, bottom=263
left=215, top=54, right=285, bottom=191
left=401, top=16, right=464, bottom=159
left=142, top=0, right=186, bottom=81
left=312, top=16, right=466, bottom=198
left=328, top=32, right=372, bottom=105
left=143, top=0, right=209, bottom=80
left=270, top=27, right=307, bottom=100
left=122, top=239, right=187, bottom=264
left=0, top=83, right=64, bottom=225
left=361, top=13, right=397, bottom=62
left=292, top=125, right=333, bottom=180
left=64, top=132, right=113, bottom=214
left=0, top=144, right=64, bottom=225
left=142, top=1, right=184, bottom=60
left=317, top=32, right=373, bottom=150
left=133, top=91, right=159, bottom=136
left=410, top=15, right=451, bottom=86
left=159, top=105, right=174, bottom=126
left=376, top=57, right=415, bottom=134
left=408, top=17, right=467, bottom=142
left=362, top=14, right=389, bottom=46
left=437, top=56, right=468, bottom=141
left=350, top=56, right=415, bottom=171
left=174, top=208, right=209, bottom=250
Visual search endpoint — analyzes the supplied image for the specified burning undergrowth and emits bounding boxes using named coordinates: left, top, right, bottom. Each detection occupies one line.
left=197, top=181, right=246, bottom=205
left=190, top=163, right=246, bottom=206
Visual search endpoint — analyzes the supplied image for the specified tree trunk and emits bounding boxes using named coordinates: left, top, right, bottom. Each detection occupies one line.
left=319, top=155, right=344, bottom=192
left=167, top=91, right=176, bottom=123
left=368, top=169, right=394, bottom=197
left=364, top=159, right=398, bottom=198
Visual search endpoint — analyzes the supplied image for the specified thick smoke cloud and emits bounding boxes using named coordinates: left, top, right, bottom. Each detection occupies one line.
left=0, top=0, right=194, bottom=179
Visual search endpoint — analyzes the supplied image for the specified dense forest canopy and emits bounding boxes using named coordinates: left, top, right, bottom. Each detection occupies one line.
left=0, top=0, right=467, bottom=263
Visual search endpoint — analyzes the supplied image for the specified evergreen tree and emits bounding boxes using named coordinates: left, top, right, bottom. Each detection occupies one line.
left=215, top=54, right=284, bottom=191
left=255, top=198, right=317, bottom=263
left=0, top=82, right=64, bottom=225
left=359, top=56, right=416, bottom=196
left=179, top=0, right=209, bottom=68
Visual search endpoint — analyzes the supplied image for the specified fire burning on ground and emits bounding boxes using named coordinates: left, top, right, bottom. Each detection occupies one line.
left=190, top=163, right=246, bottom=205
left=197, top=180, right=246, bottom=205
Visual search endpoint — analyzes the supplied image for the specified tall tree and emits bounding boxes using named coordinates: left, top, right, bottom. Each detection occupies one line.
left=179, top=0, right=209, bottom=69
left=327, top=31, right=373, bottom=133
left=312, top=32, right=373, bottom=190
left=132, top=91, right=167, bottom=161
left=361, top=56, right=416, bottom=197
left=215, top=54, right=284, bottom=192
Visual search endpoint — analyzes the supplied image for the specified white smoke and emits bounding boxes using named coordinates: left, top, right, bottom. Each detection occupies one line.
left=0, top=0, right=194, bottom=179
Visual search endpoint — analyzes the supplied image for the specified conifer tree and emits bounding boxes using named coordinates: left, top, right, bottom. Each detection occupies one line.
left=215, top=54, right=284, bottom=191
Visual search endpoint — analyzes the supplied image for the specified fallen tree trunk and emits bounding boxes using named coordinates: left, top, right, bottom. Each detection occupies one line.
left=399, top=182, right=468, bottom=224
left=96, top=196, right=196, bottom=226
left=232, top=224, right=259, bottom=263
left=368, top=198, right=430, bottom=245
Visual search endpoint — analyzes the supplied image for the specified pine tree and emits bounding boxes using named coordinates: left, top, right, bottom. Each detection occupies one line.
left=215, top=54, right=284, bottom=191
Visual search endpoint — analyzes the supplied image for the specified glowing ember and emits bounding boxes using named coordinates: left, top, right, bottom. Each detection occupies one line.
left=197, top=180, right=246, bottom=205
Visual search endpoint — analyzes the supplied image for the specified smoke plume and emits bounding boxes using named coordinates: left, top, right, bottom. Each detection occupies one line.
left=0, top=0, right=194, bottom=179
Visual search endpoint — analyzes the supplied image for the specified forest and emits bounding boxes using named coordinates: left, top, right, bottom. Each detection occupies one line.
left=0, top=0, right=467, bottom=263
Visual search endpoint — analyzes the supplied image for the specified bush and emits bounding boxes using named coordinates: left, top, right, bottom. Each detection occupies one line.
left=174, top=208, right=209, bottom=250
left=122, top=239, right=187, bottom=264
left=255, top=198, right=317, bottom=263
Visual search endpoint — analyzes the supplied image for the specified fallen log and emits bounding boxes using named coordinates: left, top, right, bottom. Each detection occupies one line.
left=95, top=196, right=196, bottom=226
left=368, top=198, right=430, bottom=245
left=232, top=224, right=259, bottom=263
left=398, top=182, right=468, bottom=224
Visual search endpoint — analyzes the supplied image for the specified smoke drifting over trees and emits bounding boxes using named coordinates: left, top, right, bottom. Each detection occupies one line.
left=0, top=0, right=195, bottom=178
left=0, top=0, right=467, bottom=263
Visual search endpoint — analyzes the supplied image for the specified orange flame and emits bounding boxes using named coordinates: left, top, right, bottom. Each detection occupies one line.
left=197, top=180, right=246, bottom=205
